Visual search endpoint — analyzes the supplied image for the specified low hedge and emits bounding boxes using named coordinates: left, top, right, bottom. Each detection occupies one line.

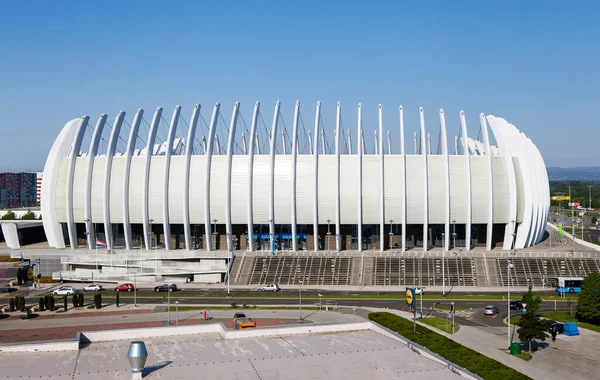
left=368, top=312, right=531, bottom=380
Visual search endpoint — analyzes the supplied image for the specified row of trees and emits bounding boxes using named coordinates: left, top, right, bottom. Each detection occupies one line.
left=550, top=181, right=600, bottom=209
left=0, top=210, right=41, bottom=220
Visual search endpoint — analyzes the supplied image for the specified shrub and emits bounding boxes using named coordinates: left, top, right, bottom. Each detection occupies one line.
left=368, top=312, right=532, bottom=380
left=39, top=276, right=59, bottom=283
left=38, top=297, right=45, bottom=312
left=80, top=293, right=84, bottom=307
left=72, top=294, right=78, bottom=308
left=116, top=292, right=120, bottom=307
left=63, top=296, right=68, bottom=311
left=44, top=295, right=51, bottom=310
left=49, top=296, right=55, bottom=311
left=0, top=210, right=15, bottom=220
left=15, top=295, right=25, bottom=311
left=20, top=210, right=35, bottom=220
left=17, top=268, right=23, bottom=285
left=243, top=302, right=248, bottom=308
left=9, top=297, right=15, bottom=312
left=231, top=302, right=237, bottom=308
left=94, top=294, right=102, bottom=309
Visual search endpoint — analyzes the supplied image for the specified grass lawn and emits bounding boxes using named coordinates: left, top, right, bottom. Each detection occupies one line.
left=542, top=295, right=578, bottom=301
left=497, top=348, right=531, bottom=361
left=419, top=316, right=460, bottom=334
left=435, top=305, right=470, bottom=311
left=100, top=293, right=506, bottom=300
left=538, top=311, right=600, bottom=333
left=166, top=305, right=320, bottom=312
left=0, top=256, right=21, bottom=262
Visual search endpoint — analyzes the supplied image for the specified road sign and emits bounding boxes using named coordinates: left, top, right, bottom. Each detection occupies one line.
left=522, top=308, right=527, bottom=313
left=521, top=303, right=527, bottom=308
left=405, top=288, right=415, bottom=306
left=552, top=195, right=570, bottom=201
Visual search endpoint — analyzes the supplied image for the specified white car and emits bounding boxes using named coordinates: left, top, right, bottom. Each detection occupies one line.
left=261, top=284, right=281, bottom=292
left=53, top=286, right=75, bottom=296
left=414, top=287, right=424, bottom=295
left=83, top=284, right=103, bottom=292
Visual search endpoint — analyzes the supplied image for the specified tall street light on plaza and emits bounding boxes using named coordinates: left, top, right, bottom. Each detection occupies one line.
left=507, top=262, right=514, bottom=349
left=212, top=219, right=218, bottom=251
left=298, top=280, right=303, bottom=321
left=389, top=219, right=394, bottom=250
left=326, top=219, right=331, bottom=251
left=318, top=293, right=323, bottom=324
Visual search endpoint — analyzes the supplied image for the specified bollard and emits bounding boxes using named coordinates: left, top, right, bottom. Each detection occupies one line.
left=127, top=341, right=148, bottom=379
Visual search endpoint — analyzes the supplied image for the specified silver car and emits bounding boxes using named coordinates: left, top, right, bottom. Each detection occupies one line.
left=484, top=305, right=500, bottom=315
left=83, top=284, right=103, bottom=292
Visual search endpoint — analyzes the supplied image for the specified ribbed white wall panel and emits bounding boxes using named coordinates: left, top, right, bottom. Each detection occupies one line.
left=55, top=158, right=69, bottom=222
left=71, top=159, right=87, bottom=221
left=448, top=155, right=468, bottom=224
left=406, top=156, right=425, bottom=224
left=382, top=156, right=403, bottom=224
left=168, top=156, right=186, bottom=223
left=296, top=155, right=314, bottom=224
left=491, top=157, right=510, bottom=223
left=230, top=155, right=249, bottom=224
left=340, top=155, right=359, bottom=224
left=361, top=156, right=380, bottom=225
left=109, top=157, right=125, bottom=223
left=128, top=158, right=145, bottom=223
left=209, top=156, right=227, bottom=224
left=188, top=156, right=206, bottom=224
left=90, top=157, right=106, bottom=222
left=470, top=156, right=490, bottom=224
left=148, top=157, right=165, bottom=223
left=427, top=156, right=445, bottom=224
left=318, top=155, right=337, bottom=224
left=274, top=155, right=292, bottom=222
left=252, top=155, right=270, bottom=224
left=513, top=158, right=525, bottom=223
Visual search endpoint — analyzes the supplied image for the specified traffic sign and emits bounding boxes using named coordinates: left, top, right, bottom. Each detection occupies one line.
left=522, top=308, right=527, bottom=313
left=521, top=303, right=527, bottom=308
left=405, top=288, right=415, bottom=306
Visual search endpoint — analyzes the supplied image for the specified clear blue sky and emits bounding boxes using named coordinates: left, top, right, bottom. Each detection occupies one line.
left=0, top=0, right=598, bottom=171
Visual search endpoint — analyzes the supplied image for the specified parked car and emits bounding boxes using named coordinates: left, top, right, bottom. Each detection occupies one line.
left=114, top=283, right=135, bottom=292
left=83, top=284, right=104, bottom=292
left=414, top=287, right=424, bottom=295
left=154, top=283, right=177, bottom=292
left=233, top=312, right=247, bottom=323
left=53, top=286, right=75, bottom=296
left=261, top=284, right=280, bottom=292
left=549, top=322, right=564, bottom=334
left=484, top=305, right=500, bottom=315
left=509, top=300, right=523, bottom=310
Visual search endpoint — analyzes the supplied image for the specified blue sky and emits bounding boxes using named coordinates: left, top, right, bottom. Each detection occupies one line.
left=0, top=0, right=598, bottom=170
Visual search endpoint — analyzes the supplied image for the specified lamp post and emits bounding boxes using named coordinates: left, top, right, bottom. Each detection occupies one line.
left=269, top=219, right=274, bottom=256
left=353, top=307, right=356, bottom=322
left=419, top=255, right=424, bottom=318
left=168, top=287, right=172, bottom=325
left=389, top=219, right=394, bottom=250
left=175, top=301, right=179, bottom=326
left=298, top=280, right=303, bottom=321
left=452, top=220, right=456, bottom=249
left=212, top=219, right=218, bottom=251
left=326, top=219, right=331, bottom=251
left=507, top=262, right=514, bottom=349
left=318, top=293, right=323, bottom=324
left=133, top=272, right=137, bottom=307
left=589, top=185, right=593, bottom=210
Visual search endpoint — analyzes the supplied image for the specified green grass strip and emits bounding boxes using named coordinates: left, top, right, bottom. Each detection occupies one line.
left=418, top=316, right=460, bottom=334
left=369, top=312, right=531, bottom=380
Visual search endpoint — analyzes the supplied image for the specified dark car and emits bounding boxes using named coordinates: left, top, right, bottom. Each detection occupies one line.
left=510, top=301, right=523, bottom=310
left=549, top=322, right=564, bottom=334
left=233, top=312, right=247, bottom=323
left=154, top=283, right=177, bottom=292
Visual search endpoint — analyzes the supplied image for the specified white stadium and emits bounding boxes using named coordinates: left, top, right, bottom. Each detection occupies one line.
left=39, top=100, right=549, bottom=257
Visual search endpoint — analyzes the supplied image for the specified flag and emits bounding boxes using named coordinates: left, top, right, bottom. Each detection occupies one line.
left=96, top=240, right=107, bottom=247
left=558, top=224, right=563, bottom=236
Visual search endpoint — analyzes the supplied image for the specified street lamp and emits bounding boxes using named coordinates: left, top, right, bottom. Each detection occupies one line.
left=507, top=262, right=514, bottom=349
left=318, top=293, right=323, bottom=324
left=452, top=220, right=457, bottom=249
left=212, top=219, right=218, bottom=251
left=353, top=307, right=356, bottom=322
left=589, top=185, right=593, bottom=210
left=389, top=219, right=394, bottom=250
left=326, top=219, right=331, bottom=251
left=298, top=280, right=303, bottom=321
left=134, top=272, right=137, bottom=307
left=269, top=219, right=274, bottom=256
left=175, top=301, right=179, bottom=326
left=168, top=287, right=172, bottom=325
left=419, top=255, right=424, bottom=318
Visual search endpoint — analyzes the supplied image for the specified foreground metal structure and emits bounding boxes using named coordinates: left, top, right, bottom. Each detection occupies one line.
left=41, top=101, right=549, bottom=253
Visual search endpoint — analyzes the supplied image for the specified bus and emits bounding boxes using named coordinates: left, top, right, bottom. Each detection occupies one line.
left=549, top=277, right=584, bottom=293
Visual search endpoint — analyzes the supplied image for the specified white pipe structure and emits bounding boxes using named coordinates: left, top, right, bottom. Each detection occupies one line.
left=246, top=102, right=260, bottom=252
left=163, top=105, right=181, bottom=251
left=321, top=128, right=326, bottom=155
left=360, top=128, right=365, bottom=155
left=387, top=130, right=392, bottom=155
left=225, top=102, right=240, bottom=253
left=103, top=111, right=125, bottom=251
left=241, top=132, right=247, bottom=155
left=290, top=100, right=300, bottom=251
left=480, top=113, right=494, bottom=251
left=459, top=111, right=472, bottom=251
left=439, top=109, right=450, bottom=252
left=312, top=101, right=321, bottom=252
left=123, top=110, right=144, bottom=249
left=413, top=132, right=418, bottom=155
left=399, top=105, right=406, bottom=252
left=142, top=107, right=163, bottom=251
left=281, top=131, right=286, bottom=155
left=269, top=101, right=281, bottom=253
left=378, top=105, right=384, bottom=252
left=347, top=130, right=352, bottom=155
left=356, top=104, right=363, bottom=252
left=66, top=116, right=90, bottom=249
left=84, top=114, right=107, bottom=249
left=335, top=101, right=341, bottom=251
left=307, top=129, right=313, bottom=155
left=419, top=108, right=428, bottom=251
left=204, top=103, right=221, bottom=252
left=183, top=104, right=201, bottom=250
left=374, top=129, right=378, bottom=155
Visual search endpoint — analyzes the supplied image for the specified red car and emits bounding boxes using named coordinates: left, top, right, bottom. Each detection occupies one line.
left=114, top=283, right=135, bottom=292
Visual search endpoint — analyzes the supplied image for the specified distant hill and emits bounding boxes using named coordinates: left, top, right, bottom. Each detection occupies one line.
left=547, top=167, right=600, bottom=181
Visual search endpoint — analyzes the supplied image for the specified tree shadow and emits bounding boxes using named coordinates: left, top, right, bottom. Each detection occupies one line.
left=519, top=340, right=550, bottom=352
left=142, top=360, right=173, bottom=377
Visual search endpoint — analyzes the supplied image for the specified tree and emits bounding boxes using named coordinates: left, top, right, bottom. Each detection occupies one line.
left=521, top=285, right=542, bottom=313
left=0, top=210, right=15, bottom=220
left=517, top=311, right=548, bottom=352
left=577, top=272, right=600, bottom=324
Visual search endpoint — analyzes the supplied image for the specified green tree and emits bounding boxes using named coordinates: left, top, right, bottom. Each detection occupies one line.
left=20, top=210, right=35, bottom=220
left=517, top=311, right=548, bottom=353
left=0, top=210, right=15, bottom=220
left=521, top=285, right=542, bottom=313
left=577, top=273, right=600, bottom=324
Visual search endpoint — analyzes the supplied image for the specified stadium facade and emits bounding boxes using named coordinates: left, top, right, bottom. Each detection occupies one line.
left=41, top=101, right=549, bottom=254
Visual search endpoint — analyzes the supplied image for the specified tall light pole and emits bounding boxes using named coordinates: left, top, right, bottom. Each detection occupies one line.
left=298, top=280, right=303, bottom=321
left=133, top=272, right=137, bottom=307
left=175, top=301, right=179, bottom=326
left=168, top=287, right=172, bottom=325
left=507, top=262, right=514, bottom=349
left=569, top=185, right=574, bottom=237
left=269, top=219, right=274, bottom=256
left=589, top=185, right=593, bottom=210
left=212, top=219, right=218, bottom=251
left=452, top=220, right=456, bottom=249
left=318, top=293, right=323, bottom=324
left=419, top=255, right=424, bottom=318
left=326, top=219, right=331, bottom=251
left=389, top=219, right=394, bottom=250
